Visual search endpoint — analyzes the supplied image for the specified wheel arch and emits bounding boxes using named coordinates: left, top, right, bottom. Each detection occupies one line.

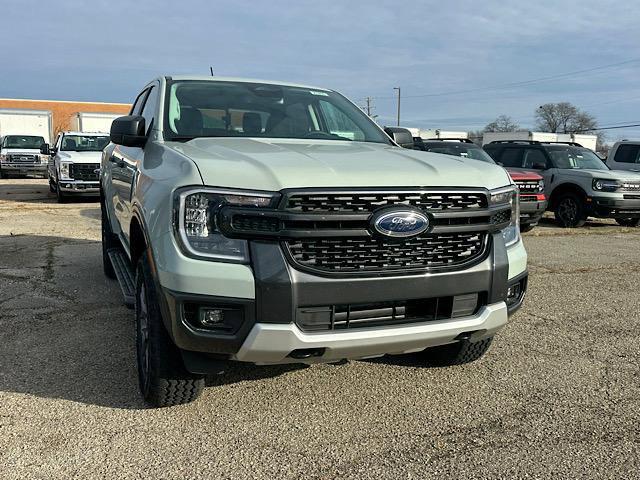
left=548, top=183, right=588, bottom=210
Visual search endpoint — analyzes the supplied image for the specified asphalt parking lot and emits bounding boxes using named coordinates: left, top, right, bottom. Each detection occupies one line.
left=1, top=178, right=639, bottom=479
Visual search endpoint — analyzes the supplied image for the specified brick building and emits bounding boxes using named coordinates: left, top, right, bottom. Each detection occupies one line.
left=0, top=98, right=131, bottom=139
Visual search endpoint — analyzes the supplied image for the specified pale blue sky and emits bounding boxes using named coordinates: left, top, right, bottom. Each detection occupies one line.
left=1, top=0, right=639, bottom=141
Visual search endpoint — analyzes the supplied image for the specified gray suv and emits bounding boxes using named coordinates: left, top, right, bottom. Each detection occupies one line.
left=484, top=140, right=640, bottom=227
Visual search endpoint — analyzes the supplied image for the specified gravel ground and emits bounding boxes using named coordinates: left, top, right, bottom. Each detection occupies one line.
left=1, top=179, right=639, bottom=479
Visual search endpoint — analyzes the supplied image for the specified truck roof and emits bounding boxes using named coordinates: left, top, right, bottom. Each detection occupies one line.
left=164, top=75, right=332, bottom=92
left=62, top=131, right=109, bottom=136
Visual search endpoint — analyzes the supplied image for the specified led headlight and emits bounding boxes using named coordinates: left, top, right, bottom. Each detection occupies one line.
left=59, top=162, right=72, bottom=180
left=174, top=188, right=277, bottom=263
left=592, top=179, right=619, bottom=192
left=490, top=186, right=519, bottom=248
left=537, top=179, right=545, bottom=192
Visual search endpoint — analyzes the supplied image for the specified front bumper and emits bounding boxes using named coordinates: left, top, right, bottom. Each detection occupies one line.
left=519, top=196, right=547, bottom=225
left=589, top=195, right=640, bottom=218
left=234, top=301, right=508, bottom=364
left=1, top=163, right=47, bottom=174
left=58, top=180, right=100, bottom=194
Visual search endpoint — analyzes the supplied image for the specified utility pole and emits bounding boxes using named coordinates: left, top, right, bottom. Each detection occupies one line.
left=393, top=87, right=401, bottom=126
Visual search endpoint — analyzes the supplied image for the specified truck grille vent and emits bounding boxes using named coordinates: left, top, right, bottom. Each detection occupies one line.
left=515, top=180, right=540, bottom=195
left=285, top=192, right=487, bottom=213
left=69, top=163, right=100, bottom=182
left=286, top=233, right=487, bottom=273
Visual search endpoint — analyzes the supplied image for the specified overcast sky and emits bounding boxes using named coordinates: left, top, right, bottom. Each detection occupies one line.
left=1, top=0, right=639, bottom=141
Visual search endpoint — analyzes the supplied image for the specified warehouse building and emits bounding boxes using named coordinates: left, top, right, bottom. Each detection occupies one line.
left=0, top=98, right=131, bottom=141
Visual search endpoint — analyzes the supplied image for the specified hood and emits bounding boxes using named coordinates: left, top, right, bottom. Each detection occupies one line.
left=2, top=148, right=41, bottom=155
left=167, top=138, right=512, bottom=191
left=58, top=151, right=103, bottom=163
left=506, top=169, right=543, bottom=181
left=565, top=168, right=640, bottom=182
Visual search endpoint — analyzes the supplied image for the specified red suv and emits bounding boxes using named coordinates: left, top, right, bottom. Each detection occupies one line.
left=415, top=138, right=547, bottom=232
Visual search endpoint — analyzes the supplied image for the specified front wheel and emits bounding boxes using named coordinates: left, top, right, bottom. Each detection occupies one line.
left=136, top=253, right=205, bottom=407
left=554, top=193, right=586, bottom=228
left=420, top=337, right=494, bottom=366
left=616, top=218, right=640, bottom=227
left=56, top=180, right=66, bottom=203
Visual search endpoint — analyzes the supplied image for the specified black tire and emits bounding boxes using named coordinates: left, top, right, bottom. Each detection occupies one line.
left=420, top=337, right=494, bottom=367
left=0, top=170, right=8, bottom=179
left=616, top=218, right=640, bottom=227
left=520, top=224, right=535, bottom=233
left=56, top=180, right=66, bottom=203
left=48, top=175, right=56, bottom=193
left=101, top=198, right=117, bottom=279
left=136, top=253, right=205, bottom=407
left=554, top=193, right=586, bottom=228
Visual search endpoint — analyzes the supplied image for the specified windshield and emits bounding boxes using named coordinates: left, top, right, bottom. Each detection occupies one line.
left=2, top=135, right=45, bottom=149
left=547, top=146, right=608, bottom=170
left=61, top=135, right=110, bottom=152
left=165, top=80, right=390, bottom=144
left=423, top=142, right=495, bottom=163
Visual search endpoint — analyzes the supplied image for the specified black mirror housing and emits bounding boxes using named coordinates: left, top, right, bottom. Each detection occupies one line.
left=384, top=127, right=415, bottom=149
left=110, top=115, right=147, bottom=147
left=40, top=143, right=50, bottom=155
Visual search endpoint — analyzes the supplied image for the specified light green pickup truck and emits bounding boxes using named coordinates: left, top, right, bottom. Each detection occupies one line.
left=100, top=76, right=528, bottom=407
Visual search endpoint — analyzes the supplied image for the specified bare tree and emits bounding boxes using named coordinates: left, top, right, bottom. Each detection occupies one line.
left=484, top=115, right=520, bottom=133
left=467, top=129, right=484, bottom=145
left=534, top=102, right=597, bottom=134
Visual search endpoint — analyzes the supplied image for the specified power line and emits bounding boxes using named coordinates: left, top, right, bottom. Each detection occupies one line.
left=370, top=58, right=640, bottom=100
left=573, top=122, right=640, bottom=133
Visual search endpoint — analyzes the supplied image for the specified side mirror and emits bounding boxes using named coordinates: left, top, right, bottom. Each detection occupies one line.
left=40, top=143, right=50, bottom=155
left=110, top=115, right=147, bottom=147
left=532, top=162, right=547, bottom=170
left=384, top=127, right=415, bottom=149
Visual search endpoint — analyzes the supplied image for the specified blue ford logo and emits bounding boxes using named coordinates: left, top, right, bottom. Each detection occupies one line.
left=372, top=209, right=430, bottom=238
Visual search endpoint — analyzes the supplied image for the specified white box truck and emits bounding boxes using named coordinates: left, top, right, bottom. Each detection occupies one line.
left=482, top=131, right=597, bottom=151
left=398, top=127, right=469, bottom=140
left=0, top=109, right=52, bottom=143
left=72, top=112, right=121, bottom=133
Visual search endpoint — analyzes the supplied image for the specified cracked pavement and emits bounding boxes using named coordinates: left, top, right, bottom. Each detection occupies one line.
left=1, top=179, right=639, bottom=479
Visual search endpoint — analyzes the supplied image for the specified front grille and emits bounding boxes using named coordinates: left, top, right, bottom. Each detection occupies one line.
left=7, top=154, right=38, bottom=165
left=286, top=232, right=487, bottom=273
left=620, top=182, right=640, bottom=192
left=285, top=191, right=487, bottom=213
left=515, top=180, right=541, bottom=195
left=296, top=293, right=484, bottom=331
left=69, top=163, right=100, bottom=181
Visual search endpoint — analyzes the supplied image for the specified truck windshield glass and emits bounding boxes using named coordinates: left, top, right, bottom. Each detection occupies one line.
left=165, top=81, right=390, bottom=144
left=61, top=135, right=110, bottom=151
left=2, top=135, right=45, bottom=149
left=547, top=146, right=608, bottom=170
left=423, top=143, right=495, bottom=163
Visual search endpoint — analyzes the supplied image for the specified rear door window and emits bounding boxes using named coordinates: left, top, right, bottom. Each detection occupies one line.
left=523, top=149, right=548, bottom=169
left=497, top=148, right=524, bottom=167
left=614, top=144, right=640, bottom=164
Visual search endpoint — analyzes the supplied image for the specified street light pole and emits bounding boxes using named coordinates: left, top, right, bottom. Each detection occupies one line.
left=393, top=87, right=401, bottom=126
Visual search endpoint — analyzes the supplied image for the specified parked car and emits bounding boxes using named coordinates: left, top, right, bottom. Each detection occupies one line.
left=606, top=140, right=640, bottom=172
left=415, top=138, right=546, bottom=232
left=0, top=134, right=48, bottom=178
left=42, top=132, right=110, bottom=202
left=101, top=75, right=528, bottom=407
left=484, top=140, right=640, bottom=227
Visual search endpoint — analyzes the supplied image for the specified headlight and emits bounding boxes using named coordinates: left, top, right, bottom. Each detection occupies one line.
left=39, top=154, right=48, bottom=164
left=537, top=179, right=545, bottom=192
left=59, top=162, right=72, bottom=179
left=490, top=186, right=519, bottom=247
left=174, top=188, right=278, bottom=263
left=0, top=154, right=6, bottom=163
left=592, top=179, right=619, bottom=192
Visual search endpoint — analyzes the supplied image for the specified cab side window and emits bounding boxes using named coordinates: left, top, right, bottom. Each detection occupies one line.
left=523, top=149, right=548, bottom=169
left=140, top=86, right=158, bottom=134
left=497, top=148, right=524, bottom=167
left=614, top=144, right=640, bottom=164
left=130, top=89, right=150, bottom=116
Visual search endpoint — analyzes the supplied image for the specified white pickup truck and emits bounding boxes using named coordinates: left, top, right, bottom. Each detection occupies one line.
left=42, top=131, right=110, bottom=202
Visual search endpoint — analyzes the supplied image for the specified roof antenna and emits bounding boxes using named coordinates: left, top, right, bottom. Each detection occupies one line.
left=210, top=66, right=214, bottom=76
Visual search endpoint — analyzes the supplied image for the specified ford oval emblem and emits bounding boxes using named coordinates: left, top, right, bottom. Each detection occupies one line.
left=372, top=209, right=430, bottom=238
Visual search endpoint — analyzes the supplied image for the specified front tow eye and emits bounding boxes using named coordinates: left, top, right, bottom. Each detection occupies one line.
left=288, top=348, right=326, bottom=359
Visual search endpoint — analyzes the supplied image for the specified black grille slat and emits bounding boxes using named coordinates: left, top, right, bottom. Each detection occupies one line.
left=69, top=163, right=100, bottom=181
left=286, top=192, right=487, bottom=213
left=515, top=181, right=540, bottom=195
left=287, top=233, right=487, bottom=273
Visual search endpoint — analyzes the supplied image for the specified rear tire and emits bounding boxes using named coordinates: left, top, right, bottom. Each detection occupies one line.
left=136, top=253, right=205, bottom=407
left=101, top=198, right=117, bottom=279
left=520, top=224, right=534, bottom=233
left=420, top=337, right=494, bottom=366
left=554, top=193, right=586, bottom=228
left=616, top=218, right=640, bottom=227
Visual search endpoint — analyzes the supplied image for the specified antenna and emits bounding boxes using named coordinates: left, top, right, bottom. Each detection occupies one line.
left=210, top=66, right=214, bottom=76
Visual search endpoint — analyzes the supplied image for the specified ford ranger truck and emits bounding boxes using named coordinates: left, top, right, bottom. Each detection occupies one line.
left=100, top=76, right=528, bottom=407
left=42, top=132, right=110, bottom=202
left=0, top=135, right=48, bottom=178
